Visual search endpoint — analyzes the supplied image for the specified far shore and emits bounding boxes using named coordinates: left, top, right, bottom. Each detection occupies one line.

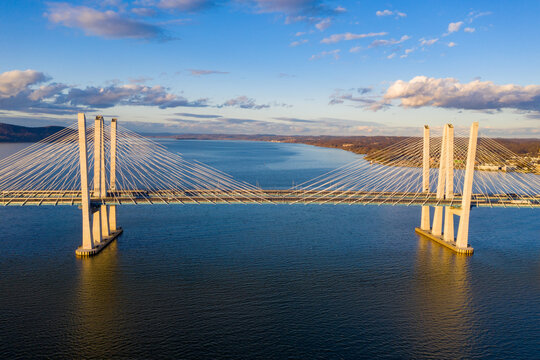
left=150, top=133, right=540, bottom=158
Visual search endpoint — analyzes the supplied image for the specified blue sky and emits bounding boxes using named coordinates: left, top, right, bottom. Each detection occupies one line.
left=0, top=0, right=539, bottom=137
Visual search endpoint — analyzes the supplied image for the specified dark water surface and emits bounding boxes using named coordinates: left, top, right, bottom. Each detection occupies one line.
left=0, top=140, right=539, bottom=359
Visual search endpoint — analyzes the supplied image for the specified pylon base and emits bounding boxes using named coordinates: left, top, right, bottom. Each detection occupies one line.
left=415, top=227, right=474, bottom=255
left=75, top=228, right=123, bottom=257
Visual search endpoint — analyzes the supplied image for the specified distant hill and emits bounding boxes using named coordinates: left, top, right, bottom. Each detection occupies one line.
left=1, top=122, right=538, bottom=156
left=164, top=133, right=540, bottom=157
left=0, top=123, right=67, bottom=143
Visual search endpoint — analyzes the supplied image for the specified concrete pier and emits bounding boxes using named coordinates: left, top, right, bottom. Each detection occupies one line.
left=415, top=227, right=474, bottom=255
left=76, top=228, right=123, bottom=257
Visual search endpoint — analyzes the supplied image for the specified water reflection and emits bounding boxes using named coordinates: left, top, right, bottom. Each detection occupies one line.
left=411, top=235, right=476, bottom=358
left=0, top=140, right=537, bottom=359
left=74, top=242, right=122, bottom=357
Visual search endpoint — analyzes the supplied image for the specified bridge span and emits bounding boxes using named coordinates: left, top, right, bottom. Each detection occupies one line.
left=2, top=189, right=538, bottom=207
left=0, top=113, right=538, bottom=256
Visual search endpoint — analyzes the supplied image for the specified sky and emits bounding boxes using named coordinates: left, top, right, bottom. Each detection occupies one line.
left=0, top=0, right=539, bottom=137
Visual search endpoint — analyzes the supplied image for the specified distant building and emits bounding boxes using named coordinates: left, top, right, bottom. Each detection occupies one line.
left=503, top=165, right=516, bottom=172
left=477, top=164, right=502, bottom=171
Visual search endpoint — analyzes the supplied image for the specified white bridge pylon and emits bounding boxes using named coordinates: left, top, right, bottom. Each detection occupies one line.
left=416, top=123, right=478, bottom=254
left=74, top=113, right=268, bottom=256
left=76, top=114, right=122, bottom=256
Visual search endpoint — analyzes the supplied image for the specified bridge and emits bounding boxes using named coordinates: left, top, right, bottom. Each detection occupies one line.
left=1, top=190, right=535, bottom=207
left=1, top=114, right=538, bottom=256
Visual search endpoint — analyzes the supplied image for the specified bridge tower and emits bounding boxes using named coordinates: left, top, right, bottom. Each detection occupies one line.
left=75, top=113, right=123, bottom=257
left=415, top=122, right=478, bottom=254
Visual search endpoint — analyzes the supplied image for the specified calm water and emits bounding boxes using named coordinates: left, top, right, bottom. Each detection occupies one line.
left=0, top=140, right=539, bottom=359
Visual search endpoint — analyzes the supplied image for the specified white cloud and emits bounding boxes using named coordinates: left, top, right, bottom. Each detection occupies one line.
left=315, top=18, right=332, bottom=31
left=378, top=76, right=540, bottom=111
left=321, top=32, right=387, bottom=44
left=131, top=7, right=157, bottom=16
left=328, top=89, right=380, bottom=109
left=0, top=69, right=207, bottom=113
left=29, top=84, right=68, bottom=101
left=163, top=117, right=311, bottom=134
left=387, top=53, right=396, bottom=59
left=157, top=0, right=213, bottom=11
left=174, top=112, right=222, bottom=118
left=376, top=9, right=393, bottom=16
left=290, top=39, right=308, bottom=47
left=220, top=96, right=270, bottom=109
left=464, top=27, right=475, bottom=33
left=45, top=3, right=167, bottom=40
left=448, top=42, right=457, bottom=47
left=0, top=70, right=72, bottom=114
left=467, top=10, right=492, bottom=22
left=376, top=9, right=406, bottom=17
left=157, top=115, right=389, bottom=136
left=349, top=46, right=362, bottom=53
left=447, top=21, right=464, bottom=33
left=0, top=70, right=48, bottom=99
left=248, top=0, right=324, bottom=14
left=100, top=0, right=125, bottom=8
left=369, top=35, right=410, bottom=47
left=61, top=84, right=208, bottom=108
left=284, top=15, right=307, bottom=24
left=419, top=38, right=438, bottom=46
left=310, top=49, right=340, bottom=60
left=188, top=69, right=229, bottom=76
left=244, top=1, right=345, bottom=29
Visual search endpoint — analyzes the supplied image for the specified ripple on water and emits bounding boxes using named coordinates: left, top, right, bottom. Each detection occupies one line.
left=0, top=140, right=539, bottom=359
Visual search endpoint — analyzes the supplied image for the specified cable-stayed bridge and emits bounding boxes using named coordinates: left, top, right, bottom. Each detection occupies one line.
left=0, top=114, right=538, bottom=256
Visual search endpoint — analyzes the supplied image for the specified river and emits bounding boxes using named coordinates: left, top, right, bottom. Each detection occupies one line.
left=0, top=139, right=538, bottom=359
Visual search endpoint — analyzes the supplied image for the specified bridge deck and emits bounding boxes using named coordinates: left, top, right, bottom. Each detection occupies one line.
left=1, top=190, right=538, bottom=208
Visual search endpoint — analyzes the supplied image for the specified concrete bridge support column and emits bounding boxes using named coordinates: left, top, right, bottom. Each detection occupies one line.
left=99, top=117, right=110, bottom=238
left=420, top=125, right=430, bottom=230
left=76, top=113, right=93, bottom=252
left=109, top=118, right=117, bottom=231
left=92, top=116, right=103, bottom=246
left=443, top=125, right=454, bottom=242
left=432, top=124, right=448, bottom=236
left=456, top=122, right=479, bottom=249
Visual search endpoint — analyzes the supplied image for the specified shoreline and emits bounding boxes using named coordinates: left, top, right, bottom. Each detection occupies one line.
left=167, top=136, right=540, bottom=174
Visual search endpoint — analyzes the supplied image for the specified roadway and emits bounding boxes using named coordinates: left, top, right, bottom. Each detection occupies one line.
left=1, top=189, right=539, bottom=208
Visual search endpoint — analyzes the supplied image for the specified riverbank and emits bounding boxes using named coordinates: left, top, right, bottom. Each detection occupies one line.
left=165, top=133, right=540, bottom=158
